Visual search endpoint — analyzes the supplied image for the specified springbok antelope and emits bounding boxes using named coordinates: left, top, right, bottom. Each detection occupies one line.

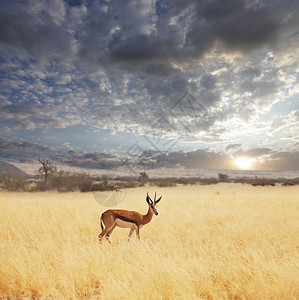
left=99, top=192, right=162, bottom=242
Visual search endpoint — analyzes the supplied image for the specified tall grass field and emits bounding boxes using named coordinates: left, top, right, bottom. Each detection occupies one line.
left=0, top=184, right=298, bottom=299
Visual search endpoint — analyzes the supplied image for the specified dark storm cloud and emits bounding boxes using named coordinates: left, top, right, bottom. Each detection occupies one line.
left=0, top=137, right=52, bottom=152
left=11, top=0, right=288, bottom=70
left=1, top=0, right=297, bottom=95
left=1, top=0, right=297, bottom=70
left=262, top=151, right=299, bottom=171
left=109, top=33, right=164, bottom=63
left=187, top=0, right=298, bottom=55
left=144, top=63, right=181, bottom=78
left=153, top=149, right=235, bottom=169
left=98, top=0, right=299, bottom=65
left=0, top=1, right=74, bottom=60
left=54, top=150, right=123, bottom=169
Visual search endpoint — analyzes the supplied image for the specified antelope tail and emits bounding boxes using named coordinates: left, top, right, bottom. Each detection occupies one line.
left=100, top=215, right=104, bottom=231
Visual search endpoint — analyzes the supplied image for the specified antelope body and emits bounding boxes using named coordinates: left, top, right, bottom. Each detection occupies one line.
left=99, top=192, right=161, bottom=242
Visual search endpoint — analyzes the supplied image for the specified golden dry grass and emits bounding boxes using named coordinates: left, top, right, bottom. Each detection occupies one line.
left=0, top=184, right=298, bottom=299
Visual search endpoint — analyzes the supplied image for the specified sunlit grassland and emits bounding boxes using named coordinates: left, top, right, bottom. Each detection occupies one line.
left=0, top=184, right=298, bottom=299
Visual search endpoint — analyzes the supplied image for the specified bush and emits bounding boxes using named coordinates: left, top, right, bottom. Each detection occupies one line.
left=282, top=181, right=296, bottom=186
left=92, top=180, right=144, bottom=191
left=149, top=180, right=177, bottom=187
left=251, top=180, right=275, bottom=186
left=175, top=178, right=198, bottom=185
left=47, top=170, right=93, bottom=192
left=0, top=175, right=28, bottom=191
left=199, top=178, right=219, bottom=185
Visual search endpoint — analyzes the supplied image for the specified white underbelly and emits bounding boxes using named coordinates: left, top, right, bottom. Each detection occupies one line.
left=115, top=218, right=137, bottom=229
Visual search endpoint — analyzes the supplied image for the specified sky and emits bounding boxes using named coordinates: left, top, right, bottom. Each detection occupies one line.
left=0, top=0, right=298, bottom=173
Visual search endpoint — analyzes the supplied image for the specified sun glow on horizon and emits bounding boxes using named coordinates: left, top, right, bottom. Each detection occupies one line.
left=234, top=156, right=255, bottom=169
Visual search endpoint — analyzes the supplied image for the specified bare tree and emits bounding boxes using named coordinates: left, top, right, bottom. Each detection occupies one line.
left=38, top=158, right=55, bottom=184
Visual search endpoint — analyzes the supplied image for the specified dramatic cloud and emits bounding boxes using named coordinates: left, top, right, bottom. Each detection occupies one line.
left=261, top=151, right=299, bottom=171
left=0, top=0, right=298, bottom=171
left=54, top=150, right=123, bottom=170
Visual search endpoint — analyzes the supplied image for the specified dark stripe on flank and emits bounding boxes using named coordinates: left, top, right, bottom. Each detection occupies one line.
left=114, top=213, right=138, bottom=225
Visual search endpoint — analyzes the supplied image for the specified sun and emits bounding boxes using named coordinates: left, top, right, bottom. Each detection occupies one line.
left=234, top=156, right=254, bottom=169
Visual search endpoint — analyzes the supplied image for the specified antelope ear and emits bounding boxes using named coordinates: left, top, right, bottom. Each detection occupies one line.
left=155, top=196, right=162, bottom=204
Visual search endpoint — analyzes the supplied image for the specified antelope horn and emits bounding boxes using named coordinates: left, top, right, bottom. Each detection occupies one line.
left=154, top=192, right=156, bottom=202
left=147, top=192, right=152, bottom=203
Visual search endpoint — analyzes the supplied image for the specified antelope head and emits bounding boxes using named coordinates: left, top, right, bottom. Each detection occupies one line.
left=146, top=192, right=162, bottom=215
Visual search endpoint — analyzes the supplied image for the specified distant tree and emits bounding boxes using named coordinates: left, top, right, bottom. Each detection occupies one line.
left=100, top=175, right=109, bottom=189
left=38, top=158, right=56, bottom=184
left=218, top=173, right=229, bottom=182
left=139, top=172, right=149, bottom=183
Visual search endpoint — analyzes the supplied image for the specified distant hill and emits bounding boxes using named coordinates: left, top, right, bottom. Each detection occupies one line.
left=0, top=161, right=29, bottom=177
